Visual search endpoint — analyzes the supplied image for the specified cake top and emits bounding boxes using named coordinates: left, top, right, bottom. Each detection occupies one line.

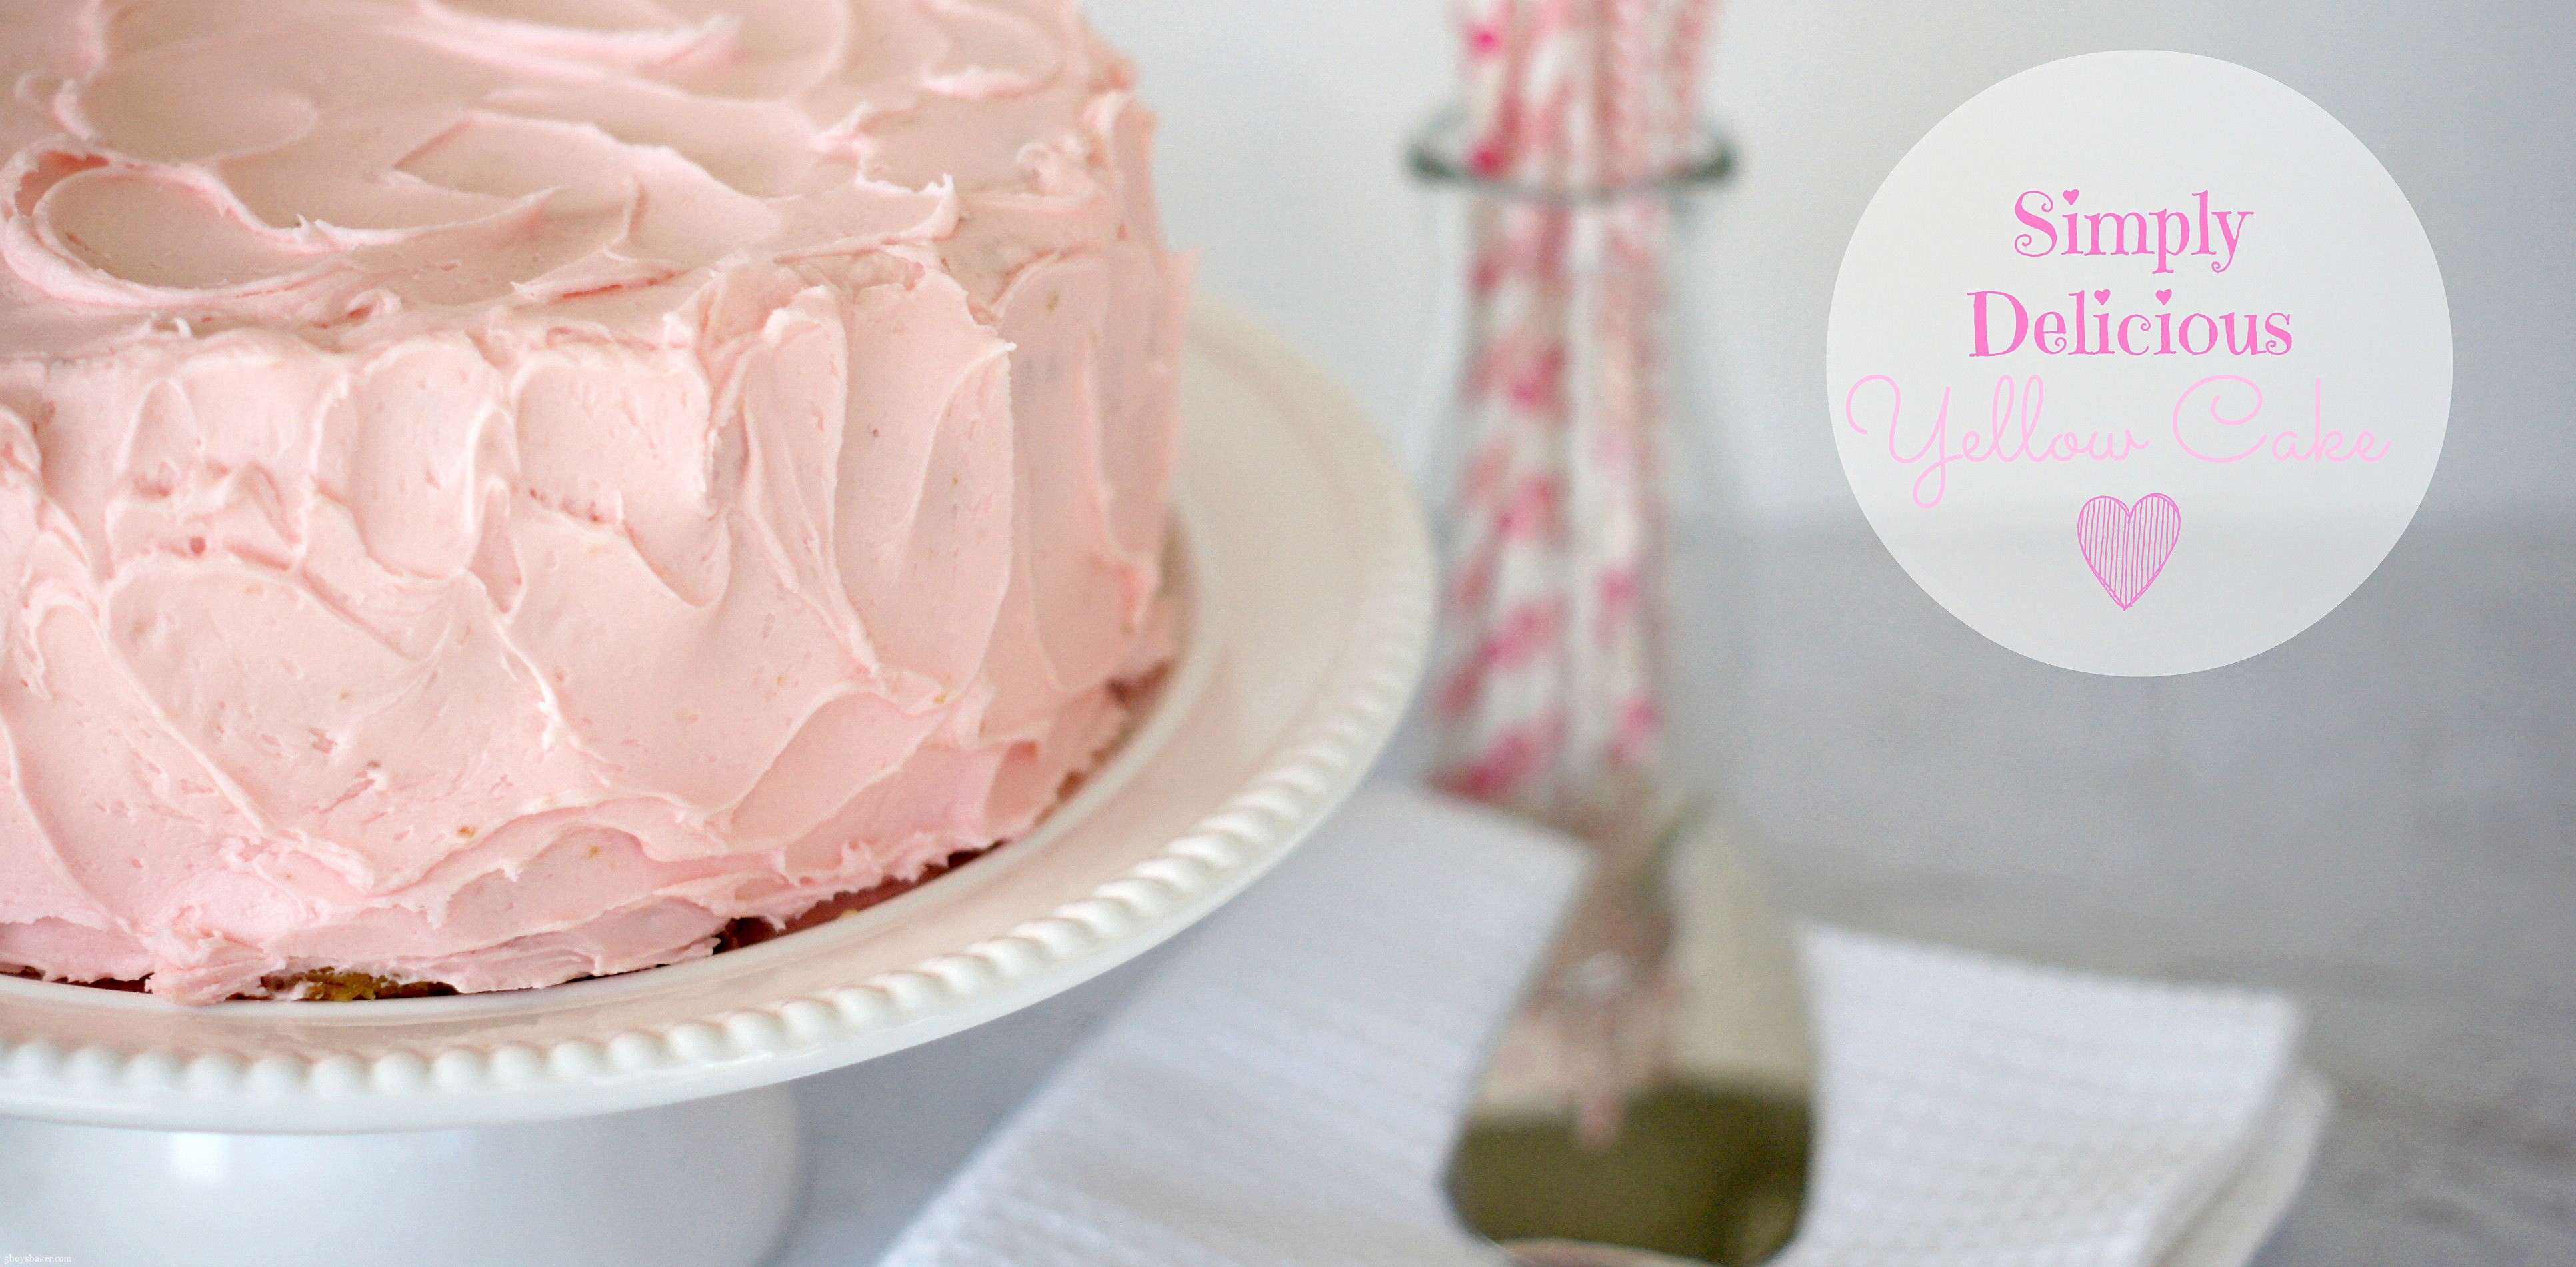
left=0, top=0, right=1139, bottom=355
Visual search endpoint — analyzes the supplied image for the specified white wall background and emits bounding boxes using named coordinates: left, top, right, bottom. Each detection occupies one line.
left=1085, top=0, right=2575, bottom=526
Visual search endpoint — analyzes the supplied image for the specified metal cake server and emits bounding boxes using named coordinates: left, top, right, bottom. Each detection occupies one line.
left=1443, top=804, right=1811, bottom=1267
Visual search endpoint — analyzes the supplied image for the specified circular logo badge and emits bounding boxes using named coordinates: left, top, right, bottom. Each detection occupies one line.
left=1826, top=51, right=2449, bottom=676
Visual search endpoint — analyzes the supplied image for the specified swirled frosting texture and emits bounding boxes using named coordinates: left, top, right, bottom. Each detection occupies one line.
left=0, top=0, right=1187, bottom=1002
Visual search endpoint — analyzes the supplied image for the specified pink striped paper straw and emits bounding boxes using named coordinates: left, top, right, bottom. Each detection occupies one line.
left=1435, top=0, right=1725, bottom=835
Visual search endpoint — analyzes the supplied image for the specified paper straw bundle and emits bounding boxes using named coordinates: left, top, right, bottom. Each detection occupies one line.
left=1432, top=0, right=1721, bottom=844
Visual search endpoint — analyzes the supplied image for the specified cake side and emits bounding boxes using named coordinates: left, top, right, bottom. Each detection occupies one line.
left=0, top=0, right=1189, bottom=1002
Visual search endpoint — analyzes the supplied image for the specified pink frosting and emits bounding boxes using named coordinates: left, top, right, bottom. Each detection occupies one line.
left=0, top=0, right=1187, bottom=1002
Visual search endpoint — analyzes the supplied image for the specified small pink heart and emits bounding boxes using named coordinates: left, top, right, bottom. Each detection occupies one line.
left=2077, top=494, right=2181, bottom=611
left=2155, top=289, right=2173, bottom=305
left=2092, top=289, right=2111, bottom=305
left=2061, top=189, right=2080, bottom=204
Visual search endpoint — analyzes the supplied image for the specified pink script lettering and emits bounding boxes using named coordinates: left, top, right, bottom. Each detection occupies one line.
left=1843, top=374, right=2153, bottom=509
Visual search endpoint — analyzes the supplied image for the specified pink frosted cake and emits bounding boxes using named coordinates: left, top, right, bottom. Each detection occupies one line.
left=0, top=1, right=1188, bottom=1002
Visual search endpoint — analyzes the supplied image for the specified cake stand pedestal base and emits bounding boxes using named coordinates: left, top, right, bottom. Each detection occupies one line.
left=0, top=1085, right=807, bottom=1267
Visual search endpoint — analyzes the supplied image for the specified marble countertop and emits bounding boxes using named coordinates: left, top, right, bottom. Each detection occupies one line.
left=775, top=518, right=2572, bottom=1267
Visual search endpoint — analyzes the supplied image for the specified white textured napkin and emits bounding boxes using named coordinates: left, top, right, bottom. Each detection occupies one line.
left=1775, top=931, right=2325, bottom=1267
left=877, top=784, right=2325, bottom=1267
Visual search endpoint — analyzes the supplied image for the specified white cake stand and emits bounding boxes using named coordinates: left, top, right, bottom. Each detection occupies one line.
left=0, top=301, right=1433, bottom=1267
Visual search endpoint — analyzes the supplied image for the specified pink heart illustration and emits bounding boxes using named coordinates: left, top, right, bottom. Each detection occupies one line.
left=2077, top=494, right=2181, bottom=611
left=2155, top=289, right=2173, bottom=305
left=2061, top=188, right=2080, bottom=203
left=2092, top=289, right=2111, bottom=304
